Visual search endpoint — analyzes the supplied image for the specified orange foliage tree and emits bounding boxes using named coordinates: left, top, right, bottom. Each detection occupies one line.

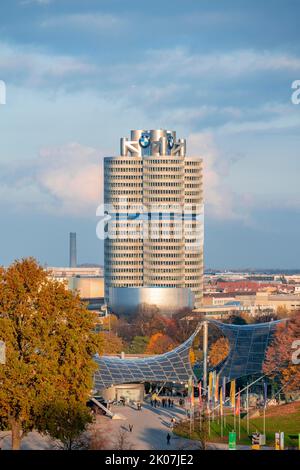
left=263, top=312, right=300, bottom=393
left=209, top=337, right=230, bottom=367
left=99, top=331, right=124, bottom=354
left=100, top=314, right=119, bottom=332
left=145, top=333, right=176, bottom=354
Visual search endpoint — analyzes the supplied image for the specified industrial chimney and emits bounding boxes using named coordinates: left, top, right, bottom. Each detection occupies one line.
left=69, top=232, right=77, bottom=268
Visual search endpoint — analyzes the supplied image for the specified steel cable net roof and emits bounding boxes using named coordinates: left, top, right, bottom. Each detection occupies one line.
left=209, top=319, right=283, bottom=380
left=94, top=326, right=201, bottom=389
left=94, top=320, right=284, bottom=389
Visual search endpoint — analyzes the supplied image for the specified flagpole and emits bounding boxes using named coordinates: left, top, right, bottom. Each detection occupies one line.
left=223, top=377, right=226, bottom=431
left=247, top=383, right=249, bottom=435
left=238, top=390, right=241, bottom=441
left=263, top=381, right=267, bottom=438
left=234, top=398, right=236, bottom=432
left=220, top=388, right=223, bottom=438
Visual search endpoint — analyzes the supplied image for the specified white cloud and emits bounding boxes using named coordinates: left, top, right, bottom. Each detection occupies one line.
left=188, top=132, right=251, bottom=221
left=0, top=43, right=96, bottom=87
left=36, top=142, right=103, bottom=215
left=144, top=48, right=300, bottom=78
left=0, top=142, right=104, bottom=216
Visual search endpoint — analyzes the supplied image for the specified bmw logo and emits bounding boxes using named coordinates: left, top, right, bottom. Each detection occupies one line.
left=139, top=133, right=151, bottom=148
left=167, top=134, right=174, bottom=149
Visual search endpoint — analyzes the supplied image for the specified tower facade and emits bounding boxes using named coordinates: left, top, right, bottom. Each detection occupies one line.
left=104, top=129, right=204, bottom=311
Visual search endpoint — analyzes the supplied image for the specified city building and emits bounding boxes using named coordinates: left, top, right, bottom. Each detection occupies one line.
left=47, top=266, right=104, bottom=311
left=104, top=129, right=204, bottom=316
left=108, top=286, right=194, bottom=317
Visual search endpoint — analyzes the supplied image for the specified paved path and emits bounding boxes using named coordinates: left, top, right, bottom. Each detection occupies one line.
left=0, top=431, right=52, bottom=450
left=105, top=401, right=201, bottom=450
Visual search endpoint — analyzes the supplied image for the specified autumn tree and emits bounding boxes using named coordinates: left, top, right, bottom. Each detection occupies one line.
left=145, top=333, right=176, bottom=354
left=0, top=258, right=102, bottom=450
left=99, top=331, right=124, bottom=354
left=168, top=309, right=202, bottom=343
left=133, top=304, right=167, bottom=337
left=209, top=337, right=230, bottom=367
left=100, top=314, right=119, bottom=332
left=263, top=312, right=300, bottom=393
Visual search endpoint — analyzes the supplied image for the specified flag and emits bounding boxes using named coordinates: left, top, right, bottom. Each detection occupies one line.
left=208, top=372, right=213, bottom=401
left=230, top=380, right=236, bottom=408
left=222, top=376, right=226, bottom=401
left=220, top=388, right=224, bottom=416
left=212, top=371, right=215, bottom=402
left=188, top=376, right=194, bottom=406
left=215, top=374, right=219, bottom=402
left=198, top=381, right=202, bottom=409
left=235, top=390, right=241, bottom=416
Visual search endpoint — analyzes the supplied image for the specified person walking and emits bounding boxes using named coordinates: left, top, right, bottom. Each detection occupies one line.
left=167, top=433, right=171, bottom=446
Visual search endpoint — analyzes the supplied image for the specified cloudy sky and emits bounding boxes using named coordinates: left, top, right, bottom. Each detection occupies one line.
left=0, top=0, right=300, bottom=269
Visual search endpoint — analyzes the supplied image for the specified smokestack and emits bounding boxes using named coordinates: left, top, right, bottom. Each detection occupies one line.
left=69, top=232, right=77, bottom=268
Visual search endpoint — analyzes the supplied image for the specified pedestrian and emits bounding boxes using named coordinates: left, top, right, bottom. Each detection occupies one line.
left=167, top=433, right=171, bottom=445
left=168, top=398, right=171, bottom=408
left=171, top=399, right=174, bottom=408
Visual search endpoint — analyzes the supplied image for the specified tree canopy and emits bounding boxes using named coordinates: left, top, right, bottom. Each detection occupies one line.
left=0, top=258, right=102, bottom=449
left=209, top=337, right=230, bottom=367
left=145, top=333, right=176, bottom=354
left=263, top=312, right=300, bottom=393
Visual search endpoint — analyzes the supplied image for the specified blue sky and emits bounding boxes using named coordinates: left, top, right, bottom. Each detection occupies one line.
left=0, top=0, right=300, bottom=268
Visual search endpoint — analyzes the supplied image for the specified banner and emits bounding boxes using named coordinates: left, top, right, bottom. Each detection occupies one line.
left=222, top=376, right=226, bottom=401
left=208, top=372, right=213, bottom=402
left=220, top=388, right=223, bottom=416
left=230, top=380, right=236, bottom=408
left=215, top=374, right=219, bottom=402
left=188, top=376, right=194, bottom=406
left=235, top=390, right=241, bottom=416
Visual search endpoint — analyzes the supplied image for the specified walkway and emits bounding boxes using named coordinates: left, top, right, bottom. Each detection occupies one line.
left=105, top=400, right=201, bottom=450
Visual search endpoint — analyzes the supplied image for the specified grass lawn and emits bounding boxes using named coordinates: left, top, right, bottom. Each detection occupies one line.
left=174, top=403, right=300, bottom=449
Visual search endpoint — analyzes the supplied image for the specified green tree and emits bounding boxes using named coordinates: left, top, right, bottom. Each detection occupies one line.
left=128, top=336, right=149, bottom=354
left=36, top=400, right=93, bottom=450
left=0, top=258, right=102, bottom=450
